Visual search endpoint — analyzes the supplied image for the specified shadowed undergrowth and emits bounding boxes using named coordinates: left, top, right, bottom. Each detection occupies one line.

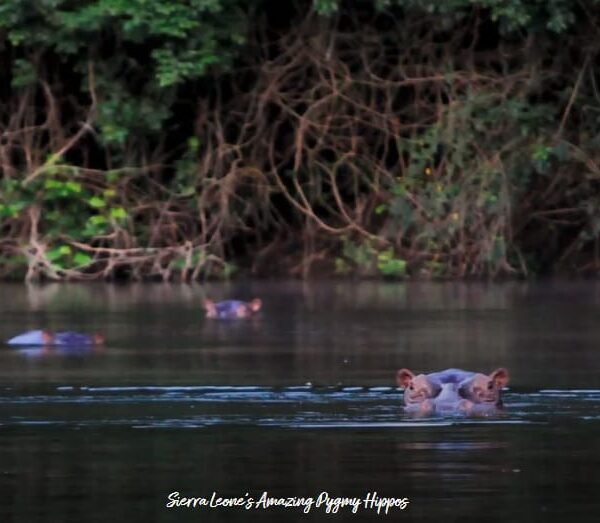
left=1, top=1, right=600, bottom=280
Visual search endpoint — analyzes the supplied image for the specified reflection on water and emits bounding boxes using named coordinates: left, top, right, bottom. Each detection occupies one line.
left=2, top=280, right=600, bottom=388
left=1, top=281, right=600, bottom=521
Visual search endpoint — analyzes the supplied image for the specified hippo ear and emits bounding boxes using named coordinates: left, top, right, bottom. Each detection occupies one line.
left=490, top=368, right=509, bottom=388
left=204, top=299, right=216, bottom=313
left=41, top=331, right=54, bottom=345
left=396, top=368, right=415, bottom=388
left=249, top=298, right=262, bottom=312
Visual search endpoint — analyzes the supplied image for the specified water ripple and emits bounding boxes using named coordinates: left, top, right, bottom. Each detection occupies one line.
left=1, top=387, right=599, bottom=430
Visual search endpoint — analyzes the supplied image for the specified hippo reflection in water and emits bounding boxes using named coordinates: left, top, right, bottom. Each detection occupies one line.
left=203, top=299, right=262, bottom=319
left=396, top=368, right=509, bottom=416
left=7, top=330, right=105, bottom=347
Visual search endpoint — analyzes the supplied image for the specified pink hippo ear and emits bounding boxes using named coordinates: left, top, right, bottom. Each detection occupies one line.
left=204, top=299, right=217, bottom=318
left=396, top=368, right=415, bottom=388
left=490, top=368, right=509, bottom=388
left=249, top=298, right=262, bottom=313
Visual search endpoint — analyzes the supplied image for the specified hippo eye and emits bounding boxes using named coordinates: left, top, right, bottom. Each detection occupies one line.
left=409, top=384, right=414, bottom=391
left=487, top=382, right=494, bottom=390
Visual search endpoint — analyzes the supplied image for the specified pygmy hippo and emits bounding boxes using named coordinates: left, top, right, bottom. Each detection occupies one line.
left=396, top=367, right=509, bottom=416
left=203, top=299, right=262, bottom=319
left=7, top=330, right=105, bottom=347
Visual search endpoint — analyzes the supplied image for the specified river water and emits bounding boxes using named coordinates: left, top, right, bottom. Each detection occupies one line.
left=0, top=281, right=599, bottom=522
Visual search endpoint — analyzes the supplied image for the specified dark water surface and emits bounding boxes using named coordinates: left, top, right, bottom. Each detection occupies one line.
left=0, top=281, right=599, bottom=522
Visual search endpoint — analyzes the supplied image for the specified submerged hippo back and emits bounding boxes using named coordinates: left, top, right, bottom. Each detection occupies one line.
left=54, top=332, right=95, bottom=346
left=7, top=330, right=50, bottom=346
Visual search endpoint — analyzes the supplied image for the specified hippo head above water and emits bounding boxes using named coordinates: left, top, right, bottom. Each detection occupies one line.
left=396, top=369, right=443, bottom=407
left=396, top=367, right=510, bottom=416
left=203, top=299, right=262, bottom=319
left=457, top=368, right=509, bottom=406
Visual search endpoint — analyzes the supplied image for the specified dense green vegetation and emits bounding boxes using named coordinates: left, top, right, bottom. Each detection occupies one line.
left=1, top=0, right=600, bottom=280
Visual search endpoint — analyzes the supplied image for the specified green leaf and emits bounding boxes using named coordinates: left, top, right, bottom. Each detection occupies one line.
left=391, top=184, right=406, bottom=197
left=110, top=207, right=128, bottom=219
left=47, top=245, right=71, bottom=261
left=44, top=179, right=63, bottom=190
left=375, top=204, right=388, bottom=215
left=222, top=262, right=237, bottom=279
left=45, top=153, right=62, bottom=166
left=73, top=252, right=93, bottom=266
left=11, top=59, right=37, bottom=88
left=106, top=171, right=122, bottom=183
left=88, top=215, right=108, bottom=226
left=335, top=258, right=350, bottom=275
left=377, top=256, right=407, bottom=277
left=65, top=181, right=82, bottom=193
left=188, top=136, right=200, bottom=152
left=88, top=196, right=106, bottom=208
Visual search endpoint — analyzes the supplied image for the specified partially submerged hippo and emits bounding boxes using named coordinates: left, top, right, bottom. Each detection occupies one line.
left=204, top=299, right=262, bottom=319
left=7, top=330, right=105, bottom=347
left=396, top=367, right=509, bottom=416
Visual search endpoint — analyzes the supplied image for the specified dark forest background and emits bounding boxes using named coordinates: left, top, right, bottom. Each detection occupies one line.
left=1, top=0, right=600, bottom=281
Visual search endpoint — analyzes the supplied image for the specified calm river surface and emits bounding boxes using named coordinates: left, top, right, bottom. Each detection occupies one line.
left=0, top=281, right=599, bottom=522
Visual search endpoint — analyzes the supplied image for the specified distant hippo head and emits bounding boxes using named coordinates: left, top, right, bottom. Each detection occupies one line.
left=241, top=299, right=262, bottom=317
left=458, top=368, right=509, bottom=406
left=396, top=369, right=442, bottom=407
left=204, top=299, right=262, bottom=319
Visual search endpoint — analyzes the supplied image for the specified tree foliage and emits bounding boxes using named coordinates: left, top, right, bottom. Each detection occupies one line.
left=1, top=1, right=600, bottom=280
